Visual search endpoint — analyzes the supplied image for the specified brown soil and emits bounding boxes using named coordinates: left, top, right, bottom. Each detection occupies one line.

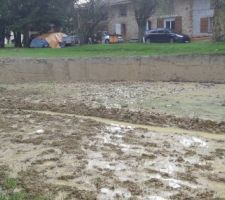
left=0, top=82, right=225, bottom=199
left=0, top=82, right=225, bottom=134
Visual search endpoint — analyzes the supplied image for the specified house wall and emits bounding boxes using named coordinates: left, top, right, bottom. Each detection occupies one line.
left=108, top=0, right=215, bottom=40
left=150, top=0, right=193, bottom=36
left=192, top=0, right=214, bottom=37
left=108, top=2, right=138, bottom=40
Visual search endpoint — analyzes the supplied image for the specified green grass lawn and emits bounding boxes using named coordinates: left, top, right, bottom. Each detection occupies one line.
left=0, top=41, right=225, bottom=58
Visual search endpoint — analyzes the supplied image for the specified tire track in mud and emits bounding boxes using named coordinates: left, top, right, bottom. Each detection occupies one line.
left=0, top=99, right=225, bottom=134
left=1, top=108, right=225, bottom=141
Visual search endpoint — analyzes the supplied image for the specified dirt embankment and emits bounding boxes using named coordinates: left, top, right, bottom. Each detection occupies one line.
left=0, top=55, right=225, bottom=83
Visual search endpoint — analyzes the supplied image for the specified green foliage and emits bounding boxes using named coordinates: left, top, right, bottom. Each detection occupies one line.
left=2, top=178, right=17, bottom=191
left=0, top=0, right=76, bottom=47
left=5, top=0, right=76, bottom=32
left=0, top=176, right=25, bottom=200
left=0, top=191, right=26, bottom=200
left=0, top=172, right=51, bottom=200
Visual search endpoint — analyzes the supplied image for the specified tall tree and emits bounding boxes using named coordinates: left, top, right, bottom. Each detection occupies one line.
left=75, top=0, right=109, bottom=43
left=0, top=0, right=11, bottom=47
left=130, top=0, right=157, bottom=42
left=0, top=0, right=76, bottom=47
left=213, top=0, right=225, bottom=41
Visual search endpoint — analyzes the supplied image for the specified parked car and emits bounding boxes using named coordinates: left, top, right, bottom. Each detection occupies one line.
left=144, top=28, right=190, bottom=43
left=62, top=35, right=80, bottom=46
left=100, top=31, right=124, bottom=44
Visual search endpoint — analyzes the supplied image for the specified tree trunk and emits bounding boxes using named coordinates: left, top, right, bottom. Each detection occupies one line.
left=137, top=20, right=146, bottom=42
left=213, top=0, right=225, bottom=41
left=0, top=27, right=5, bottom=48
left=23, top=28, right=30, bottom=48
left=138, top=26, right=145, bottom=42
left=14, top=32, right=22, bottom=48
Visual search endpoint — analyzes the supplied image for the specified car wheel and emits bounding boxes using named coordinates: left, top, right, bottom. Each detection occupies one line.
left=105, top=39, right=109, bottom=44
left=170, top=38, right=174, bottom=43
left=146, top=38, right=151, bottom=43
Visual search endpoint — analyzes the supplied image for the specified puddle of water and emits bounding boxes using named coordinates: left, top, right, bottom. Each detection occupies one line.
left=168, top=180, right=181, bottom=189
left=153, top=158, right=185, bottom=175
left=163, top=178, right=197, bottom=189
left=180, top=136, right=207, bottom=147
left=145, top=196, right=167, bottom=200
left=98, top=187, right=131, bottom=200
left=87, top=150, right=128, bottom=171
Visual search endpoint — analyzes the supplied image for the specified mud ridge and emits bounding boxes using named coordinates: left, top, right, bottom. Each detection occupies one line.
left=1, top=99, right=225, bottom=134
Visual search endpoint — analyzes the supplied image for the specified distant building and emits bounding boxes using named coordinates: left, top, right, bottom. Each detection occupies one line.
left=192, top=0, right=214, bottom=38
left=108, top=0, right=137, bottom=40
left=108, top=0, right=214, bottom=40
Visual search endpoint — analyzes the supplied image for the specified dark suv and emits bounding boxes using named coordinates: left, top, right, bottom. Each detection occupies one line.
left=144, top=28, right=190, bottom=43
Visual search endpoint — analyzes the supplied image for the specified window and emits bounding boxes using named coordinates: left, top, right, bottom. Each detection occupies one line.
left=147, top=20, right=152, bottom=30
left=164, top=18, right=175, bottom=31
left=115, top=24, right=121, bottom=35
left=115, top=23, right=126, bottom=37
left=121, top=23, right=126, bottom=37
left=200, top=17, right=213, bottom=33
left=157, top=30, right=165, bottom=33
left=119, top=6, right=127, bottom=17
left=163, top=29, right=170, bottom=33
left=151, top=30, right=158, bottom=33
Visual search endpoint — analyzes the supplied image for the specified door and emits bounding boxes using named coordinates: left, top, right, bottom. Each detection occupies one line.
left=121, top=23, right=126, bottom=38
left=115, top=24, right=121, bottom=35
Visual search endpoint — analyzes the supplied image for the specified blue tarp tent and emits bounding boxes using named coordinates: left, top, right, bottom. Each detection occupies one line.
left=30, top=38, right=49, bottom=48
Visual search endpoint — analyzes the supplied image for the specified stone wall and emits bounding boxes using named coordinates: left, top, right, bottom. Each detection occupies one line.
left=0, top=55, right=225, bottom=83
left=192, top=0, right=214, bottom=37
left=108, top=3, right=138, bottom=40
left=150, top=0, right=193, bottom=36
left=108, top=0, right=215, bottom=40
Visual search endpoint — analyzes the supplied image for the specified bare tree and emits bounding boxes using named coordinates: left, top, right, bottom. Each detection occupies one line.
left=213, top=0, right=225, bottom=41
left=75, top=0, right=109, bottom=43
left=130, top=0, right=157, bottom=42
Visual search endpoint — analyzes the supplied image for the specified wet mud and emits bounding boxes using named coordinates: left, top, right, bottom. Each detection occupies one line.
left=0, top=82, right=225, bottom=199
left=0, top=82, right=225, bottom=133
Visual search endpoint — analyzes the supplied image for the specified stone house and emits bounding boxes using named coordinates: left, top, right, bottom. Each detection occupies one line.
left=108, top=0, right=214, bottom=40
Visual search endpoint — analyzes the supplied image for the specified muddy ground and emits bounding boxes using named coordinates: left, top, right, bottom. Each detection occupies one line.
left=0, top=82, right=225, bottom=133
left=0, top=82, right=225, bottom=199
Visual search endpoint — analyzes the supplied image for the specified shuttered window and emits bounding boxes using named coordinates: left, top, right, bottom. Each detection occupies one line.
left=200, top=17, right=213, bottom=33
left=200, top=18, right=209, bottom=33
left=175, top=16, right=182, bottom=33
left=119, top=6, right=127, bottom=17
